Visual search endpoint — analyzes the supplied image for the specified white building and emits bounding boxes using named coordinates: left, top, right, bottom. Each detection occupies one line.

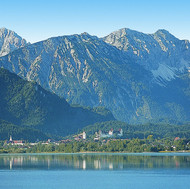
left=109, top=129, right=113, bottom=136
left=118, top=128, right=123, bottom=137
left=82, top=131, right=86, bottom=140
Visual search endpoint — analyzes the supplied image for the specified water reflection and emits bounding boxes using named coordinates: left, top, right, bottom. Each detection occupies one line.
left=82, top=159, right=86, bottom=170
left=0, top=153, right=190, bottom=170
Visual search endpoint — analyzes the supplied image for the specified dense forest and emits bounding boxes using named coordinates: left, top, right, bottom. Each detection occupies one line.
left=0, top=68, right=115, bottom=140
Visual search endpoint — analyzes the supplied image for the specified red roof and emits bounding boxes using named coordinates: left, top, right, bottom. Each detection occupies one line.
left=13, top=140, right=23, bottom=143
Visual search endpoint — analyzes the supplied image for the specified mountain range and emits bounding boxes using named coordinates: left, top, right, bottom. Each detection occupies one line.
left=0, top=27, right=189, bottom=124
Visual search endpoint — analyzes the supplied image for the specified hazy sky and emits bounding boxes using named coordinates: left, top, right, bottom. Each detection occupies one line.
left=1, top=0, right=190, bottom=43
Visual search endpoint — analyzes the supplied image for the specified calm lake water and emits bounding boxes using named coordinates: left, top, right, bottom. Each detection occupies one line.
left=0, top=153, right=190, bottom=189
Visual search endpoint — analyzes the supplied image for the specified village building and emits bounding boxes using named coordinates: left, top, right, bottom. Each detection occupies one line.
left=61, top=139, right=72, bottom=143
left=99, top=130, right=102, bottom=137
left=30, top=143, right=38, bottom=146
left=8, top=136, right=24, bottom=145
left=82, top=131, right=86, bottom=140
left=108, top=129, right=113, bottom=136
left=118, top=128, right=123, bottom=137
left=94, top=137, right=99, bottom=141
left=174, top=137, right=180, bottom=141
left=73, top=131, right=87, bottom=141
left=13, top=140, right=24, bottom=145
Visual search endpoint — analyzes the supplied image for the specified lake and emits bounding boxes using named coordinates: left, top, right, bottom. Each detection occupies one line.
left=0, top=153, right=190, bottom=189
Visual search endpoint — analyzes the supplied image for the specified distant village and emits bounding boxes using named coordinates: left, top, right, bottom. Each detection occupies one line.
left=3, top=127, right=190, bottom=153
left=5, top=128, right=124, bottom=146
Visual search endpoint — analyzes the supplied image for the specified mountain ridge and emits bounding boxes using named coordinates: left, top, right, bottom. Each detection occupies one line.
left=103, top=28, right=190, bottom=86
left=0, top=27, right=189, bottom=124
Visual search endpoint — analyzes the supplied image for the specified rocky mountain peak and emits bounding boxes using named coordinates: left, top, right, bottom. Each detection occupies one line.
left=153, top=29, right=178, bottom=42
left=154, top=29, right=170, bottom=35
left=79, top=32, right=99, bottom=42
left=104, top=28, right=142, bottom=43
left=0, top=27, right=28, bottom=57
left=103, top=28, right=190, bottom=85
left=81, top=32, right=90, bottom=36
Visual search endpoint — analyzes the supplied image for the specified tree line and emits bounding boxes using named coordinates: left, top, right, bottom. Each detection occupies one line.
left=1, top=137, right=189, bottom=153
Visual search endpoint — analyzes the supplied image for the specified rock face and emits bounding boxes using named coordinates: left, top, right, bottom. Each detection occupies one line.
left=0, top=28, right=28, bottom=57
left=103, top=28, right=190, bottom=86
left=0, top=28, right=189, bottom=124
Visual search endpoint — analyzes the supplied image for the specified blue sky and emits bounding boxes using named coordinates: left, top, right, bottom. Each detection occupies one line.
left=1, top=0, right=190, bottom=43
